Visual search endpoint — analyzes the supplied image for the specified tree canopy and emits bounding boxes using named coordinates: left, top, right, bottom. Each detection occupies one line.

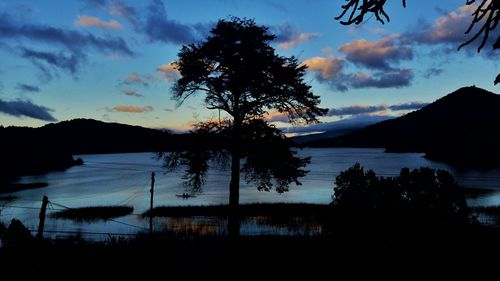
left=162, top=18, right=326, bottom=210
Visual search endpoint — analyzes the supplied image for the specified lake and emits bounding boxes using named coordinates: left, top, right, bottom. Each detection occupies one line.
left=2, top=148, right=500, bottom=239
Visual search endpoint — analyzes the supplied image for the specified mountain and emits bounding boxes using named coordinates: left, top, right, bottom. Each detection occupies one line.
left=304, top=86, right=500, bottom=165
left=0, top=119, right=185, bottom=183
left=291, top=115, right=394, bottom=144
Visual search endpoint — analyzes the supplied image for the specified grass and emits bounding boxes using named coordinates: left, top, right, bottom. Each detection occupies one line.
left=50, top=205, right=134, bottom=222
left=142, top=203, right=331, bottom=218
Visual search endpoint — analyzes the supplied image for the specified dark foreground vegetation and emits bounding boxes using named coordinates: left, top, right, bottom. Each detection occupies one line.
left=0, top=218, right=499, bottom=280
left=50, top=206, right=134, bottom=222
left=1, top=164, right=500, bottom=280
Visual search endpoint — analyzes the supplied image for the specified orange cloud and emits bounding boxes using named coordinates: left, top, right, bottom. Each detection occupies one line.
left=339, top=36, right=412, bottom=70
left=123, top=72, right=157, bottom=86
left=157, top=63, right=180, bottom=82
left=301, top=56, right=344, bottom=80
left=107, top=105, right=154, bottom=113
left=278, top=32, right=319, bottom=50
left=264, top=110, right=289, bottom=123
left=74, top=16, right=122, bottom=30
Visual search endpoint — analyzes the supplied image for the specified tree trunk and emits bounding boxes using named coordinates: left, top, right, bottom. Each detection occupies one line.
left=228, top=146, right=241, bottom=238
left=228, top=118, right=241, bottom=238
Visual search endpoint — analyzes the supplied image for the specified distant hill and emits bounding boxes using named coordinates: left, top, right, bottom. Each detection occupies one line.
left=291, top=115, right=394, bottom=144
left=304, top=86, right=500, bottom=165
left=0, top=119, right=186, bottom=183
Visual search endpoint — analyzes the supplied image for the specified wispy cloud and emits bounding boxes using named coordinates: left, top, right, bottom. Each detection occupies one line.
left=16, top=83, right=40, bottom=93
left=157, top=63, right=180, bottom=82
left=0, top=98, right=56, bottom=121
left=121, top=89, right=143, bottom=97
left=143, top=0, right=202, bottom=44
left=273, top=23, right=319, bottom=50
left=106, top=105, right=154, bottom=113
left=403, top=3, right=496, bottom=55
left=75, top=15, right=122, bottom=30
left=122, top=72, right=157, bottom=86
left=407, top=5, right=476, bottom=46
left=335, top=69, right=414, bottom=91
left=328, top=101, right=429, bottom=117
left=0, top=12, right=134, bottom=79
left=422, top=67, right=444, bottom=79
left=107, top=0, right=140, bottom=29
left=0, top=13, right=134, bottom=55
left=19, top=47, right=80, bottom=75
left=278, top=32, right=319, bottom=50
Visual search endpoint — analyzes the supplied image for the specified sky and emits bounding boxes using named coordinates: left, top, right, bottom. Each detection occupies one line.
left=0, top=0, right=498, bottom=131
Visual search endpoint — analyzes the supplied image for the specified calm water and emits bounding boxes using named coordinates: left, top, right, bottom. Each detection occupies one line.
left=2, top=148, right=500, bottom=239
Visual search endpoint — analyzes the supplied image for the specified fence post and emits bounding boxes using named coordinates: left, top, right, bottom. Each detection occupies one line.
left=149, top=172, right=155, bottom=235
left=37, top=195, right=49, bottom=239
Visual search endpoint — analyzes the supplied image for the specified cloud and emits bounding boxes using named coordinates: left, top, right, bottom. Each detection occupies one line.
left=157, top=63, right=180, bottom=81
left=265, top=111, right=290, bottom=123
left=107, top=0, right=140, bottom=29
left=338, top=36, right=413, bottom=70
left=20, top=47, right=80, bottom=74
left=278, top=32, right=319, bottom=50
left=328, top=105, right=387, bottom=116
left=328, top=101, right=428, bottom=117
left=143, top=0, right=198, bottom=44
left=335, top=69, right=414, bottom=91
left=75, top=15, right=122, bottom=30
left=81, top=0, right=108, bottom=6
left=301, top=56, right=344, bottom=80
left=0, top=98, right=56, bottom=121
left=283, top=115, right=395, bottom=135
left=0, top=11, right=134, bottom=79
left=273, top=23, right=319, bottom=50
left=388, top=101, right=430, bottom=111
left=403, top=3, right=498, bottom=55
left=122, top=89, right=143, bottom=97
left=301, top=54, right=413, bottom=91
left=408, top=5, right=476, bottom=46
left=122, top=72, right=157, bottom=86
left=16, top=83, right=40, bottom=93
left=0, top=13, right=134, bottom=56
left=164, top=108, right=173, bottom=112
left=106, top=105, right=154, bottom=113
left=422, top=67, right=444, bottom=79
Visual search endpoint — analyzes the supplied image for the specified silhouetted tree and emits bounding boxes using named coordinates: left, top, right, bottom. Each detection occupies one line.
left=335, top=0, right=499, bottom=83
left=161, top=17, right=326, bottom=235
left=333, top=164, right=470, bottom=226
left=1, top=219, right=33, bottom=247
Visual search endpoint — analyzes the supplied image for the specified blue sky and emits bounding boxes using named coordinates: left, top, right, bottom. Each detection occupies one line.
left=0, top=0, right=498, bottom=130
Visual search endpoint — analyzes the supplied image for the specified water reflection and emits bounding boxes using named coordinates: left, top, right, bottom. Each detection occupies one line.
left=2, top=148, right=500, bottom=240
left=156, top=216, right=324, bottom=237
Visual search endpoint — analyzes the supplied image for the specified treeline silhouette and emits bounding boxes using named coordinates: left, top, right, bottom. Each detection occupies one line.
left=0, top=118, right=196, bottom=184
left=305, top=86, right=500, bottom=166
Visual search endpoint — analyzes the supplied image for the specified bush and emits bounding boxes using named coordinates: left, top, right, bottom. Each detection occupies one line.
left=333, top=164, right=470, bottom=226
left=1, top=219, right=33, bottom=246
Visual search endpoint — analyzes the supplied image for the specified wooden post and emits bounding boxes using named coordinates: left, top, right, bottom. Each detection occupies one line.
left=37, top=195, right=49, bottom=239
left=149, top=172, right=155, bottom=235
